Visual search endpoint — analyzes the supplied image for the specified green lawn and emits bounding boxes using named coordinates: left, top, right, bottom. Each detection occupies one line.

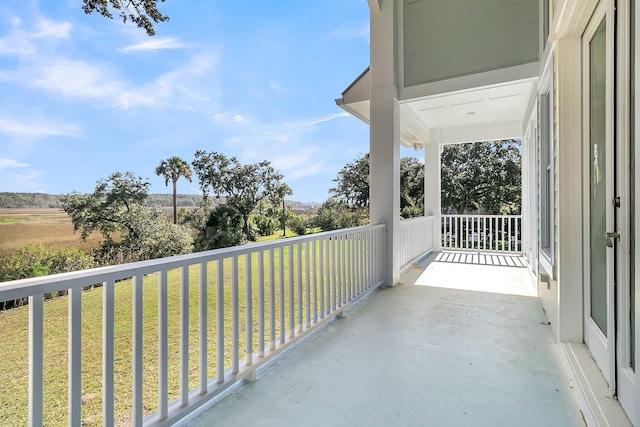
left=0, top=241, right=352, bottom=426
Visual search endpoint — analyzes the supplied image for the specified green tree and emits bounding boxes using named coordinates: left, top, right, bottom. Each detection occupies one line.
left=61, top=171, right=193, bottom=263
left=440, top=139, right=521, bottom=214
left=61, top=171, right=149, bottom=243
left=330, top=154, right=369, bottom=221
left=272, top=183, right=293, bottom=237
left=192, top=151, right=285, bottom=241
left=81, top=0, right=168, bottom=36
left=155, top=156, right=193, bottom=224
left=313, top=199, right=359, bottom=231
left=400, top=157, right=425, bottom=218
left=204, top=205, right=245, bottom=249
left=330, top=153, right=425, bottom=221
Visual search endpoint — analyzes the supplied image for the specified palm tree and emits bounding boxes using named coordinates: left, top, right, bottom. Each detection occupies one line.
left=155, top=156, right=193, bottom=224
left=273, top=183, right=293, bottom=236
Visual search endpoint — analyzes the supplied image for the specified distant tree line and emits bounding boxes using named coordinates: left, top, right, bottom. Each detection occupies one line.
left=0, top=192, right=207, bottom=209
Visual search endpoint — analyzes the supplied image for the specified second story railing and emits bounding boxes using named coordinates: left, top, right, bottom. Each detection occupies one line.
left=441, top=214, right=522, bottom=253
left=0, top=224, right=386, bottom=427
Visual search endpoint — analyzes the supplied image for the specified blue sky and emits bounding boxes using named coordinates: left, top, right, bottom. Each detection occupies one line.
left=0, top=0, right=378, bottom=202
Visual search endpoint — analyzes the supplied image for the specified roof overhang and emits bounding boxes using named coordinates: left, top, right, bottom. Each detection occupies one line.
left=336, top=66, right=538, bottom=146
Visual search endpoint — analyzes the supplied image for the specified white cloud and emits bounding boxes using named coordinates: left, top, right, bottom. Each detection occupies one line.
left=0, top=168, right=45, bottom=192
left=26, top=59, right=123, bottom=99
left=269, top=81, right=293, bottom=94
left=0, top=16, right=71, bottom=57
left=0, top=157, right=28, bottom=169
left=122, top=37, right=189, bottom=52
left=214, top=111, right=351, bottom=182
left=33, top=18, right=71, bottom=39
left=3, top=50, right=218, bottom=110
left=0, top=115, right=80, bottom=138
left=115, top=51, right=218, bottom=109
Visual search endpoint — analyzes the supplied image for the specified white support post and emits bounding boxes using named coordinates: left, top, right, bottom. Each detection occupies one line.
left=424, top=138, right=441, bottom=252
left=369, top=0, right=401, bottom=286
left=556, top=37, right=584, bottom=343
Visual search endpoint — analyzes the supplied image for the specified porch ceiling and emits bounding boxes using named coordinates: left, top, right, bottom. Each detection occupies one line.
left=336, top=68, right=537, bottom=145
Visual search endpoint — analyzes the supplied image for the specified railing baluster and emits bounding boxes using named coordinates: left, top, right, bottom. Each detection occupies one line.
left=337, top=236, right=342, bottom=306
left=258, top=251, right=266, bottom=357
left=159, top=270, right=169, bottom=418
left=305, top=241, right=311, bottom=328
left=330, top=237, right=335, bottom=312
left=180, top=267, right=189, bottom=404
left=231, top=257, right=239, bottom=374
left=258, top=251, right=265, bottom=356
left=103, top=279, right=115, bottom=426
left=312, top=239, right=318, bottom=323
left=269, top=249, right=276, bottom=350
left=350, top=234, right=355, bottom=299
left=68, top=287, right=82, bottom=426
left=319, top=239, right=325, bottom=319
left=245, top=254, right=253, bottom=366
left=288, top=245, right=295, bottom=339
left=199, top=263, right=208, bottom=394
left=28, top=294, right=44, bottom=427
left=132, top=275, right=144, bottom=426
left=297, top=243, right=303, bottom=332
left=216, top=261, right=224, bottom=382
left=278, top=248, right=285, bottom=344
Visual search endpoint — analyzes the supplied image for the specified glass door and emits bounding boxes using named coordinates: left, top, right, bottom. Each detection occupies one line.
left=583, top=1, right=616, bottom=388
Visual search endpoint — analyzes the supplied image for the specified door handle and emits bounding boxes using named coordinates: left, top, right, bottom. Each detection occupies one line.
left=605, top=231, right=620, bottom=248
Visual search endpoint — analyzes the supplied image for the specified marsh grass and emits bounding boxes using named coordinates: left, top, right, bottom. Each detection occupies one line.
left=0, top=209, right=102, bottom=257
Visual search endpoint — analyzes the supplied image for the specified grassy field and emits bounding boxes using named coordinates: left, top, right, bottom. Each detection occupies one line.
left=0, top=208, right=103, bottom=257
left=0, top=212, right=333, bottom=426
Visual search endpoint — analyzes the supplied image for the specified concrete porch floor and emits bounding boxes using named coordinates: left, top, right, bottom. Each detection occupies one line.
left=184, top=252, right=585, bottom=427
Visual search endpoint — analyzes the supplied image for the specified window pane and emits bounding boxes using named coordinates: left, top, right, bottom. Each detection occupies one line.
left=589, top=19, right=608, bottom=335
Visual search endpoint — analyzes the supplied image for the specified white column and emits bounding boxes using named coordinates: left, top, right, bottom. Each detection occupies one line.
left=556, top=37, right=583, bottom=343
left=424, top=138, right=441, bottom=251
left=369, top=0, right=401, bottom=286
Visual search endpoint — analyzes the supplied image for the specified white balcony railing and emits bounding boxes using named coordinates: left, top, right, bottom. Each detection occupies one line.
left=441, top=214, right=522, bottom=253
left=0, top=224, right=385, bottom=427
left=397, top=215, right=435, bottom=269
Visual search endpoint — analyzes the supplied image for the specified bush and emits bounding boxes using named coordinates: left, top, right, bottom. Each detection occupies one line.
left=288, top=213, right=308, bottom=236
left=204, top=205, right=246, bottom=249
left=96, top=206, right=194, bottom=265
left=313, top=199, right=359, bottom=231
left=0, top=244, right=95, bottom=310
left=401, top=205, right=423, bottom=219
left=252, top=213, right=277, bottom=236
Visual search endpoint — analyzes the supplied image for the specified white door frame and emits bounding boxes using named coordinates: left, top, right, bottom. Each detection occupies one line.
left=616, top=0, right=637, bottom=420
left=582, top=0, right=616, bottom=389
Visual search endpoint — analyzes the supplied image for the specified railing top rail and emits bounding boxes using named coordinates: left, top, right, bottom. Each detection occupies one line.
left=0, top=223, right=385, bottom=301
left=400, top=214, right=436, bottom=223
left=441, top=214, right=522, bottom=218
